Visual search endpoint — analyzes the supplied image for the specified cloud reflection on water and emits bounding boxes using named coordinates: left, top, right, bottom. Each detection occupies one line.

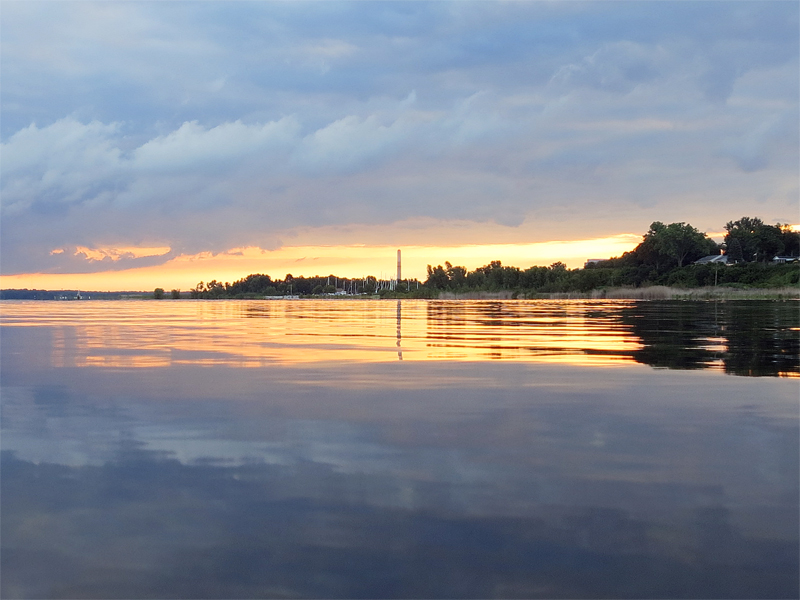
left=1, top=300, right=798, bottom=598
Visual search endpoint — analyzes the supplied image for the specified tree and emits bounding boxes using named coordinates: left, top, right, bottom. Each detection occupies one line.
left=725, top=217, right=787, bottom=262
left=779, top=224, right=800, bottom=257
left=425, top=264, right=449, bottom=289
left=521, top=266, right=549, bottom=289
left=190, top=282, right=205, bottom=299
left=206, top=280, right=226, bottom=298
left=228, top=274, right=272, bottom=295
left=445, top=262, right=467, bottom=288
left=635, top=222, right=671, bottom=271
left=475, top=261, right=506, bottom=290
left=652, top=222, right=714, bottom=268
left=754, top=224, right=784, bottom=261
left=726, top=237, right=744, bottom=263
left=725, top=217, right=762, bottom=262
left=153, top=288, right=165, bottom=299
left=170, top=289, right=181, bottom=299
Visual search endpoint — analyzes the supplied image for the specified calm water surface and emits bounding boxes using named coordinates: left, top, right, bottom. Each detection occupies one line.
left=1, top=299, right=798, bottom=598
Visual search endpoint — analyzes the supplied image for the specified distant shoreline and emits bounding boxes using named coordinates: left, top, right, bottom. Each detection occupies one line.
left=2, top=286, right=799, bottom=301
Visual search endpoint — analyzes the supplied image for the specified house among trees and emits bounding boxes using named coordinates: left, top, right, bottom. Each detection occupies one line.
left=693, top=254, right=733, bottom=265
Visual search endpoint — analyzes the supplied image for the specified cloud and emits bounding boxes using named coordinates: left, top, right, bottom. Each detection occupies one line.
left=1, top=119, right=123, bottom=215
left=1, top=2, right=797, bottom=276
left=718, top=115, right=792, bottom=172
left=551, top=41, right=664, bottom=94
left=133, top=118, right=301, bottom=173
left=293, top=114, right=410, bottom=174
left=73, top=245, right=171, bottom=262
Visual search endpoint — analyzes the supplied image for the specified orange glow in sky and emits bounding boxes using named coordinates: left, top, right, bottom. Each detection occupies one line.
left=1, top=234, right=642, bottom=292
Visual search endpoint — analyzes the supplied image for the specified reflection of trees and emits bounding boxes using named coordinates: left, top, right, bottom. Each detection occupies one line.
left=722, top=301, right=800, bottom=376
left=425, top=300, right=799, bottom=377
left=621, top=302, right=723, bottom=371
left=623, top=301, right=800, bottom=377
left=426, top=301, right=573, bottom=336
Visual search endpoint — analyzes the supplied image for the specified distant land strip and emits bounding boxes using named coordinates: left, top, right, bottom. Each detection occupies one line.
left=2, top=217, right=798, bottom=300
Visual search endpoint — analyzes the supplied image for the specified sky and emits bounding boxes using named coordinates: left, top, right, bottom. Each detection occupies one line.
left=1, top=1, right=798, bottom=290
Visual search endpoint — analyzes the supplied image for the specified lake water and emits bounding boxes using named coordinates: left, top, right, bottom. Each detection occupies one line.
left=1, top=299, right=798, bottom=598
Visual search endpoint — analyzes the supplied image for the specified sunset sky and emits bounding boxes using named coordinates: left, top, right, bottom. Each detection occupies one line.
left=2, top=2, right=798, bottom=291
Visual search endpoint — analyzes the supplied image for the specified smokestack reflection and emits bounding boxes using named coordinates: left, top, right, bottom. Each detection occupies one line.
left=396, top=300, right=402, bottom=361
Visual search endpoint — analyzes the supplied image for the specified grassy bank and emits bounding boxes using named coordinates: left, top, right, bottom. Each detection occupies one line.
left=435, top=286, right=800, bottom=300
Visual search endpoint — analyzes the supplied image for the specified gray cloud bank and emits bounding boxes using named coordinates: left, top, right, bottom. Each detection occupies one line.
left=1, top=2, right=797, bottom=274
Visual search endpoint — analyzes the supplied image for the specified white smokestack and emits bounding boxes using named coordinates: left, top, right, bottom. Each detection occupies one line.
left=397, top=249, right=401, bottom=282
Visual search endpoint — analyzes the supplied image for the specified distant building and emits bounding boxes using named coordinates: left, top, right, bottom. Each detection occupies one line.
left=772, top=256, right=799, bottom=264
left=693, top=255, right=732, bottom=265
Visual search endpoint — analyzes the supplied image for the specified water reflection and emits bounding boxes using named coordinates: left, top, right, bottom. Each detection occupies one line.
left=424, top=300, right=799, bottom=376
left=622, top=301, right=800, bottom=377
left=397, top=300, right=403, bottom=361
left=1, top=299, right=798, bottom=598
left=425, top=300, right=641, bottom=364
left=3, top=299, right=796, bottom=375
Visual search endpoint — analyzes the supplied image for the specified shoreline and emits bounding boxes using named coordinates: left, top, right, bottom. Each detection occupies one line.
left=439, top=286, right=800, bottom=301
left=2, top=285, right=799, bottom=302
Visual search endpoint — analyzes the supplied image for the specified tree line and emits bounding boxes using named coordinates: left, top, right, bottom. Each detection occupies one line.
left=185, top=274, right=422, bottom=299
left=149, top=216, right=797, bottom=299
left=422, top=217, right=799, bottom=294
